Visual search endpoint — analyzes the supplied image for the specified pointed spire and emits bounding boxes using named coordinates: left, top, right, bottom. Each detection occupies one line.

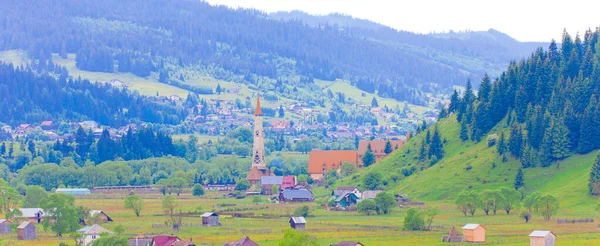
left=254, top=96, right=263, bottom=116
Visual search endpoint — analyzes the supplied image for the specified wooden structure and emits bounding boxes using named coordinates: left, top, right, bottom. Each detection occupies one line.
left=462, top=224, right=485, bottom=242
left=202, top=212, right=220, bottom=226
left=0, top=219, right=11, bottom=234
left=16, top=208, right=45, bottom=223
left=90, top=210, right=113, bottom=223
left=77, top=224, right=112, bottom=246
left=222, top=236, right=260, bottom=246
left=17, top=221, right=36, bottom=240
left=530, top=230, right=556, bottom=246
left=442, top=226, right=464, bottom=242
left=335, top=192, right=360, bottom=207
left=330, top=242, right=364, bottom=246
left=308, top=150, right=358, bottom=181
left=289, top=217, right=306, bottom=230
left=279, top=188, right=314, bottom=203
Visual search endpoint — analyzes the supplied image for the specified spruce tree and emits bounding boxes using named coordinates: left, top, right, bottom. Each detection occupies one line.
left=8, top=143, right=13, bottom=158
left=514, top=168, right=524, bottom=190
left=425, top=130, right=431, bottom=145
left=384, top=140, right=393, bottom=155
left=0, top=142, right=5, bottom=156
left=362, top=144, right=376, bottom=167
left=371, top=97, right=379, bottom=108
left=549, top=118, right=571, bottom=160
left=429, top=127, right=444, bottom=160
left=578, top=95, right=598, bottom=154
left=449, top=90, right=460, bottom=113
left=278, top=105, right=285, bottom=118
left=497, top=132, right=506, bottom=155
left=508, top=124, right=523, bottom=158
left=589, top=151, right=600, bottom=195
left=27, top=140, right=35, bottom=155
left=459, top=117, right=469, bottom=141
left=216, top=83, right=222, bottom=94
left=419, top=140, right=427, bottom=161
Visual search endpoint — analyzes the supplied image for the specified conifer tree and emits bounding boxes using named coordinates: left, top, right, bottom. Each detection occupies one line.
left=362, top=143, right=376, bottom=167
left=549, top=118, right=571, bottom=160
left=508, top=124, right=523, bottom=158
left=419, top=140, right=427, bottom=162
left=578, top=95, right=598, bottom=154
left=371, top=97, right=379, bottom=108
left=589, top=151, right=600, bottom=195
left=278, top=105, right=285, bottom=118
left=429, top=127, right=444, bottom=160
left=0, top=143, right=5, bottom=156
left=216, top=83, right=222, bottom=94
left=384, top=140, right=393, bottom=155
left=425, top=130, right=431, bottom=145
left=459, top=117, right=469, bottom=141
left=496, top=132, right=506, bottom=155
left=514, top=168, right=524, bottom=190
left=449, top=90, right=460, bottom=113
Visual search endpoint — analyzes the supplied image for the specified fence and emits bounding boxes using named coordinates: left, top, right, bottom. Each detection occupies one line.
left=557, top=218, right=594, bottom=224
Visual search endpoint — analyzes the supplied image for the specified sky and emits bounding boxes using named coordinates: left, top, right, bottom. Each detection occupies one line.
left=206, top=0, right=600, bottom=42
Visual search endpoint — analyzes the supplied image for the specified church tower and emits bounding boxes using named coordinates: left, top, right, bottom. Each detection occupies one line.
left=246, top=96, right=272, bottom=184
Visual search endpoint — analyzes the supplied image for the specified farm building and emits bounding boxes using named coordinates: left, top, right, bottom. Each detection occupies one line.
left=308, top=150, right=358, bottom=181
left=279, top=188, right=314, bottom=202
left=77, top=224, right=113, bottom=246
left=442, top=226, right=464, bottom=242
left=15, top=208, right=45, bottom=223
left=332, top=186, right=362, bottom=198
left=289, top=217, right=306, bottom=230
left=55, top=188, right=90, bottom=196
left=334, top=192, right=360, bottom=207
left=361, top=190, right=383, bottom=199
left=89, top=210, right=113, bottom=223
left=222, top=236, right=260, bottom=246
left=357, top=140, right=404, bottom=166
left=202, top=212, right=220, bottom=226
left=0, top=219, right=11, bottom=234
left=462, top=224, right=486, bottom=242
left=529, top=230, right=556, bottom=246
left=281, top=176, right=296, bottom=190
left=17, top=221, right=36, bottom=240
left=330, top=242, right=364, bottom=246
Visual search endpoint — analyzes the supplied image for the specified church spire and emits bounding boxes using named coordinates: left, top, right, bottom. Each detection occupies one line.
left=254, top=96, right=263, bottom=116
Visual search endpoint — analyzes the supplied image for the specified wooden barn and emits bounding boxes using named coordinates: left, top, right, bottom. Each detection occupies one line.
left=17, top=221, right=36, bottom=240
left=289, top=217, right=306, bottom=230
left=442, top=226, right=464, bottom=242
left=202, top=212, right=220, bottom=226
left=222, top=236, right=260, bottom=246
left=462, top=224, right=485, bottom=242
left=0, top=219, right=11, bottom=234
left=530, top=230, right=556, bottom=246
left=89, top=210, right=113, bottom=223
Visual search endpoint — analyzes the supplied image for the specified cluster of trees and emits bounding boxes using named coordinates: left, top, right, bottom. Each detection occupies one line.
left=402, top=207, right=437, bottom=231
left=443, top=29, right=600, bottom=169
left=0, top=64, right=186, bottom=127
left=356, top=192, right=395, bottom=215
left=158, top=70, right=213, bottom=95
left=455, top=188, right=559, bottom=221
left=418, top=127, right=444, bottom=166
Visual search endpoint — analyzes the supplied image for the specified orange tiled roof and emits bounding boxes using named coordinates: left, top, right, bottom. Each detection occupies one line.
left=254, top=97, right=263, bottom=115
left=308, top=150, right=357, bottom=174
left=358, top=140, right=404, bottom=156
left=247, top=166, right=272, bottom=182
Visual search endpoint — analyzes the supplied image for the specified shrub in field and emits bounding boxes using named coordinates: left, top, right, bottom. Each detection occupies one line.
left=357, top=199, right=376, bottom=215
left=374, top=192, right=395, bottom=214
left=537, top=194, right=559, bottom=221
left=252, top=195, right=261, bottom=204
left=278, top=229, right=317, bottom=246
left=192, top=184, right=205, bottom=196
left=294, top=205, right=311, bottom=217
left=403, top=207, right=437, bottom=231
left=124, top=195, right=143, bottom=217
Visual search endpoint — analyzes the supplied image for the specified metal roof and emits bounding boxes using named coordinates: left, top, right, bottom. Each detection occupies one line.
left=529, top=230, right=554, bottom=237
left=17, top=208, right=44, bottom=218
left=56, top=188, right=90, bottom=192
left=77, top=224, right=112, bottom=235
left=17, top=221, right=32, bottom=229
left=202, top=212, right=218, bottom=217
left=462, top=224, right=483, bottom=230
left=290, top=217, right=306, bottom=224
left=281, top=189, right=314, bottom=199
left=260, top=176, right=283, bottom=185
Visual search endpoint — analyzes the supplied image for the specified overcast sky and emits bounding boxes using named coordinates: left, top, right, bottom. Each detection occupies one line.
left=206, top=0, right=599, bottom=42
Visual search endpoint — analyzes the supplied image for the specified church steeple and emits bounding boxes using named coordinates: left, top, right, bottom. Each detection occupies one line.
left=254, top=96, right=263, bottom=116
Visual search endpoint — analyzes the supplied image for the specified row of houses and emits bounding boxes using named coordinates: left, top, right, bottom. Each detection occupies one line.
left=444, top=224, right=556, bottom=246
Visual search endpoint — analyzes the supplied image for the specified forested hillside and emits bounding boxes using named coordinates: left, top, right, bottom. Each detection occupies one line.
left=0, top=0, right=538, bottom=105
left=344, top=28, right=600, bottom=206
left=0, top=63, right=186, bottom=126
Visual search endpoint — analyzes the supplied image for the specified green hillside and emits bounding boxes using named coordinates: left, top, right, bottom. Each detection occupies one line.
left=342, top=115, right=598, bottom=212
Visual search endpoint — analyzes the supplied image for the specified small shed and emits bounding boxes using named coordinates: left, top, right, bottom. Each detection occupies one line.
left=442, top=226, right=464, bottom=242
left=330, top=241, right=364, bottom=246
left=0, top=219, right=11, bottom=234
left=289, top=217, right=306, bottom=230
left=202, top=212, right=220, bottom=226
left=530, top=230, right=556, bottom=246
left=462, top=224, right=485, bottom=242
left=17, top=221, right=36, bottom=240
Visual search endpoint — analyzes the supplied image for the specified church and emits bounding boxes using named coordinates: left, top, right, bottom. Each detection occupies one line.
left=246, top=97, right=274, bottom=184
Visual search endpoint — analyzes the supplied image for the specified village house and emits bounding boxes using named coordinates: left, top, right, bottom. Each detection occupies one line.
left=281, top=176, right=296, bottom=190
left=361, top=190, right=383, bottom=200
left=529, top=230, right=556, bottom=246
left=201, top=212, right=220, bottom=226
left=79, top=121, right=99, bottom=129
left=15, top=208, right=45, bottom=223
left=0, top=219, right=11, bottom=234
left=148, top=235, right=195, bottom=246
left=17, top=221, right=35, bottom=240
left=357, top=140, right=404, bottom=167
left=462, top=224, right=486, bottom=243
left=330, top=242, right=364, bottom=246
left=308, top=150, right=358, bottom=181
left=77, top=224, right=112, bottom=246
left=89, top=210, right=113, bottom=223
left=40, top=120, right=56, bottom=130
left=260, top=176, right=283, bottom=195
left=1, top=125, right=11, bottom=133
left=289, top=217, right=306, bottom=230
left=279, top=188, right=314, bottom=203
left=222, top=236, right=259, bottom=246
left=332, top=187, right=362, bottom=198
left=270, top=120, right=291, bottom=130
left=334, top=192, right=360, bottom=207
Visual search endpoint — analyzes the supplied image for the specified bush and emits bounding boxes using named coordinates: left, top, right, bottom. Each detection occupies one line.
left=192, top=184, right=205, bottom=196
left=294, top=205, right=311, bottom=217
left=403, top=208, right=425, bottom=230
left=401, top=167, right=416, bottom=177
left=374, top=192, right=395, bottom=215
left=357, top=199, right=376, bottom=215
left=252, top=196, right=261, bottom=204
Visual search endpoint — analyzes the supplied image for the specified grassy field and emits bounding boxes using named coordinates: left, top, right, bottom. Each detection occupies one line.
left=1, top=191, right=599, bottom=246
